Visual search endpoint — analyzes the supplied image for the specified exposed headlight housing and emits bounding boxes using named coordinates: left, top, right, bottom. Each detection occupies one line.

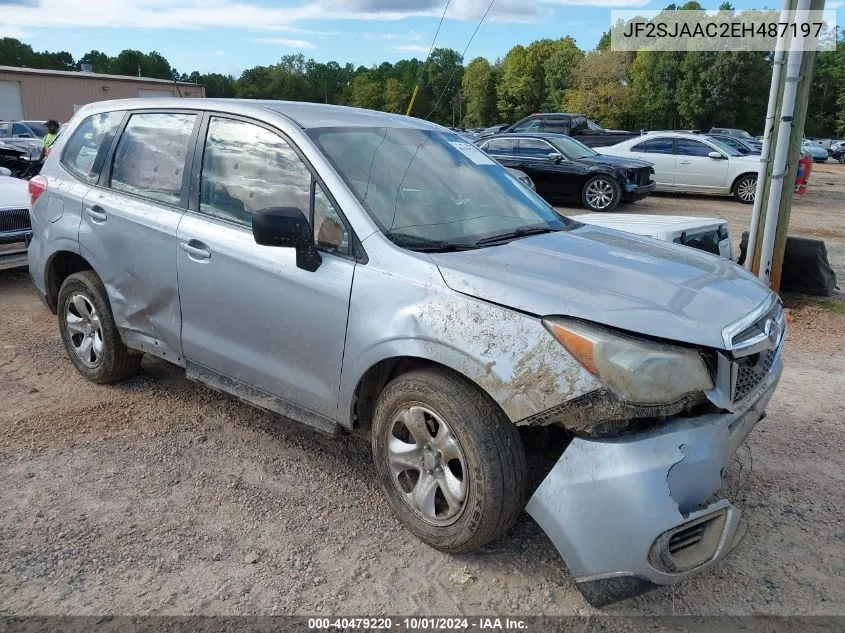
left=543, top=317, right=714, bottom=405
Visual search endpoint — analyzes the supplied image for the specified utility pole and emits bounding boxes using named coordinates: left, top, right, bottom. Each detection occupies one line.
left=749, top=0, right=824, bottom=291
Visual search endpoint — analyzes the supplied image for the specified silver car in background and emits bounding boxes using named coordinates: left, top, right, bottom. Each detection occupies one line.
left=28, top=99, right=785, bottom=607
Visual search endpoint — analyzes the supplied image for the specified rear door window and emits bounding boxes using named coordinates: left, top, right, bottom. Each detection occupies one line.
left=0, top=123, right=10, bottom=137
left=109, top=112, right=197, bottom=206
left=481, top=137, right=519, bottom=157
left=543, top=119, right=570, bottom=134
left=631, top=138, right=674, bottom=154
left=60, top=111, right=124, bottom=184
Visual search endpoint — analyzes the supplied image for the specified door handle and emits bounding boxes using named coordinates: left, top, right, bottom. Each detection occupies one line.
left=679, top=160, right=692, bottom=165
left=86, top=205, right=107, bottom=223
left=179, top=240, right=211, bottom=261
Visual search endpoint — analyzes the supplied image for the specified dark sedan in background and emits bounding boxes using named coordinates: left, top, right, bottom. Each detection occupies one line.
left=475, top=132, right=655, bottom=212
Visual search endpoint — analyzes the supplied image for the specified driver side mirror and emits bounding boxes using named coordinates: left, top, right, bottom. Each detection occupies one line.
left=252, top=206, right=322, bottom=272
left=708, top=151, right=725, bottom=159
left=548, top=152, right=564, bottom=164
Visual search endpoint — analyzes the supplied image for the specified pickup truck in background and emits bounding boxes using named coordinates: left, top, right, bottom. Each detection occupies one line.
left=497, top=113, right=642, bottom=148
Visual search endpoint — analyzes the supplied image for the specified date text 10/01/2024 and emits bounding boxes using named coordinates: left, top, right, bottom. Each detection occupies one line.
left=307, top=618, right=528, bottom=630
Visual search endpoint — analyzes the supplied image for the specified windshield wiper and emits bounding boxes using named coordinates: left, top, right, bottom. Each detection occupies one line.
left=387, top=232, right=478, bottom=252
left=474, top=226, right=557, bottom=247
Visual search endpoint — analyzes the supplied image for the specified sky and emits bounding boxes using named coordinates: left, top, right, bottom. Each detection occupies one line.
left=1, top=0, right=843, bottom=77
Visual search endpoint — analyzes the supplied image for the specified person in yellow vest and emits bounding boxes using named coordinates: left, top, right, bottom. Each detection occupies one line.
left=40, top=120, right=60, bottom=160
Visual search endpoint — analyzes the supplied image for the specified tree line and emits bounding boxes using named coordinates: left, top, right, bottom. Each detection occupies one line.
left=1, top=13, right=842, bottom=137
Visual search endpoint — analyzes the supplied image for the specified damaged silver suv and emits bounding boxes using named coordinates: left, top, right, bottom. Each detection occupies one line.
left=28, top=99, right=784, bottom=607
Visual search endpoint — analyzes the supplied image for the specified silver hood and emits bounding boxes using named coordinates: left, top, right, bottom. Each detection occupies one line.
left=430, top=226, right=773, bottom=350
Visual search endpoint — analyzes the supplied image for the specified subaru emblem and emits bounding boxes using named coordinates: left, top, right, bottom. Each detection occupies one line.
left=764, top=319, right=781, bottom=347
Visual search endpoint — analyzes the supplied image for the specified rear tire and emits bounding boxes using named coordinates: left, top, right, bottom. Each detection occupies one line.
left=582, top=175, right=621, bottom=212
left=57, top=270, right=142, bottom=384
left=371, top=367, right=527, bottom=553
left=733, top=174, right=757, bottom=204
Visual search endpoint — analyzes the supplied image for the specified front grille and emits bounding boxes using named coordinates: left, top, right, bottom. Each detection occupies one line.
left=0, top=208, right=31, bottom=233
left=638, top=169, right=652, bottom=186
left=734, top=349, right=776, bottom=402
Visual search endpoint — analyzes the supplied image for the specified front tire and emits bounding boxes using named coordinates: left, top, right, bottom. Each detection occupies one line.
left=371, top=367, right=527, bottom=553
left=733, top=174, right=757, bottom=204
left=57, top=270, right=142, bottom=384
left=582, top=175, right=621, bottom=212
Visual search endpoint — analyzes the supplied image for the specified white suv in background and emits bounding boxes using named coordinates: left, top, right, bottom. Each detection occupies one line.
left=601, top=132, right=760, bottom=203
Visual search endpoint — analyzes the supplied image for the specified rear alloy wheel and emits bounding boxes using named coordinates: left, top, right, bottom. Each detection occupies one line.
left=582, top=175, right=621, bottom=212
left=58, top=270, right=142, bottom=383
left=734, top=175, right=757, bottom=204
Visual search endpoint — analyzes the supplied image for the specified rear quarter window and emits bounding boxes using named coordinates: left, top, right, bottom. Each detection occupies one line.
left=60, top=112, right=124, bottom=184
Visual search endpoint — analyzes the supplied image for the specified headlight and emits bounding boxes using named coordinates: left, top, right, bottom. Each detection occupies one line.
left=543, top=317, right=713, bottom=405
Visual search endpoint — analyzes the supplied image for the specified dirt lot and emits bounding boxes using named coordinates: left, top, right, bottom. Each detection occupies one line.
left=1, top=164, right=844, bottom=617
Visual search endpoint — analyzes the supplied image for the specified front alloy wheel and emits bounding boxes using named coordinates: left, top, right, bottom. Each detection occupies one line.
left=582, top=175, right=621, bottom=212
left=372, top=367, right=527, bottom=553
left=387, top=405, right=468, bottom=525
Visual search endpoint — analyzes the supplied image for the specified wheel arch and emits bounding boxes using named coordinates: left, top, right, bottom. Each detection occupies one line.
left=349, top=355, right=508, bottom=434
left=44, top=250, right=95, bottom=314
left=730, top=171, right=758, bottom=193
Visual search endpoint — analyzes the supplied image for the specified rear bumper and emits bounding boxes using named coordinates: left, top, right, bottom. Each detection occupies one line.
left=526, top=355, right=782, bottom=607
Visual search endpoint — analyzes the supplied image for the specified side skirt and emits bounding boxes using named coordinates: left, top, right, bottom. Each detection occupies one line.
left=185, top=360, right=340, bottom=437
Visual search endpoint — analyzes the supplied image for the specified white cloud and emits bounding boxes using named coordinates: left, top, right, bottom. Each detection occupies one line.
left=252, top=37, right=317, bottom=50
left=0, top=0, right=651, bottom=36
left=0, top=23, right=31, bottom=39
left=392, top=44, right=431, bottom=53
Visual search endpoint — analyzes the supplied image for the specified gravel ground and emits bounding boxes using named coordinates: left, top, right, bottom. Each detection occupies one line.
left=0, top=165, right=843, bottom=617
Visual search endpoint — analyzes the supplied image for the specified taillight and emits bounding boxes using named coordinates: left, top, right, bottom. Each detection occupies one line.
left=29, top=175, right=47, bottom=207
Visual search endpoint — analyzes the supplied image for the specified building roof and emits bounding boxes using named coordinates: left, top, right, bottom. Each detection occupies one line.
left=0, top=65, right=201, bottom=86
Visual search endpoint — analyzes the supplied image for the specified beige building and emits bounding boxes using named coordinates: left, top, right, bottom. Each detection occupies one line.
left=0, top=66, right=205, bottom=123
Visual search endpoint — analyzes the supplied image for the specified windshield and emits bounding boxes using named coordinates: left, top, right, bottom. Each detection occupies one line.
left=309, top=127, right=572, bottom=247
left=735, top=130, right=755, bottom=141
left=705, top=137, right=742, bottom=156
left=586, top=118, right=604, bottom=131
left=25, top=122, right=49, bottom=137
left=548, top=135, right=598, bottom=160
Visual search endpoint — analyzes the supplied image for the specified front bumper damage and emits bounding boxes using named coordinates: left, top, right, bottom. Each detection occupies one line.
left=526, top=355, right=782, bottom=607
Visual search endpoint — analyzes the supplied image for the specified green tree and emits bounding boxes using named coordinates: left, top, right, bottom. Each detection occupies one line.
left=109, top=50, right=173, bottom=79
left=0, top=38, right=37, bottom=67
left=630, top=50, right=685, bottom=129
left=461, top=57, right=498, bottom=126
left=383, top=78, right=408, bottom=114
left=496, top=45, right=533, bottom=121
left=349, top=72, right=384, bottom=110
left=420, top=47, right=463, bottom=124
left=199, top=73, right=237, bottom=98
left=563, top=50, right=635, bottom=129
left=78, top=50, right=112, bottom=73
left=236, top=66, right=275, bottom=99
left=543, top=38, right=583, bottom=110
left=806, top=31, right=845, bottom=137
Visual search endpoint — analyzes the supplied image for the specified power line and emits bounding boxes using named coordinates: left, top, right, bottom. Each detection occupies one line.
left=406, top=0, right=452, bottom=116
left=425, top=0, right=495, bottom=122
